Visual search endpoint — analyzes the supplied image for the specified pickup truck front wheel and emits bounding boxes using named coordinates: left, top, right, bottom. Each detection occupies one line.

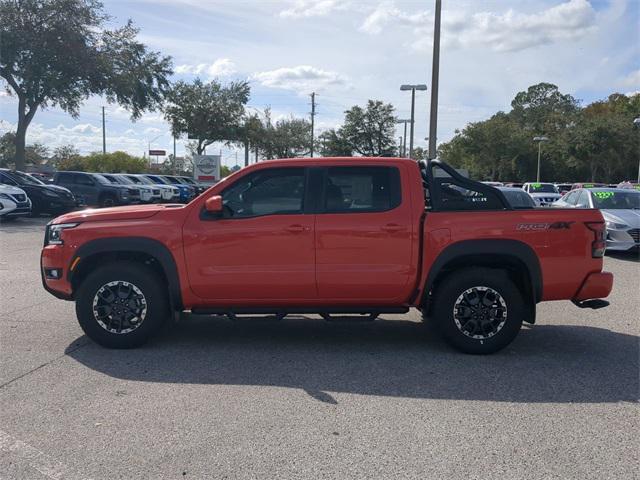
left=75, top=261, right=169, bottom=348
left=432, top=268, right=523, bottom=354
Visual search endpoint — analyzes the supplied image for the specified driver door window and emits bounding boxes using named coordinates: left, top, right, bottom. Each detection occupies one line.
left=222, top=168, right=305, bottom=218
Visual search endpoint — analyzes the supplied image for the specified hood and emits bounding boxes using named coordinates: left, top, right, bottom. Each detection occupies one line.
left=0, top=184, right=27, bottom=196
left=46, top=184, right=73, bottom=195
left=602, top=209, right=640, bottom=228
left=52, top=203, right=184, bottom=224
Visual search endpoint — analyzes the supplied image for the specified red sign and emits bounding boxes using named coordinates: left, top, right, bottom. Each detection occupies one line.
left=149, top=149, right=166, bottom=156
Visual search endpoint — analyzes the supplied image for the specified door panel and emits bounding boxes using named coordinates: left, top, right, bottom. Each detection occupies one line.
left=315, top=166, right=414, bottom=302
left=182, top=167, right=316, bottom=302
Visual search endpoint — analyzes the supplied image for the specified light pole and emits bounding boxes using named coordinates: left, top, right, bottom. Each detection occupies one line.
left=533, top=136, right=549, bottom=182
left=634, top=117, right=640, bottom=183
left=428, top=0, right=441, bottom=162
left=395, top=119, right=411, bottom=157
left=400, top=84, right=427, bottom=159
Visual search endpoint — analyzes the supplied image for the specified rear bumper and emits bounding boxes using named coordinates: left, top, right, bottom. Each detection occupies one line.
left=573, top=271, right=613, bottom=301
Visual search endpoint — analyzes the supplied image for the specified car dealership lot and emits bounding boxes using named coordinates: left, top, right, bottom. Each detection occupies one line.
left=1, top=217, right=638, bottom=480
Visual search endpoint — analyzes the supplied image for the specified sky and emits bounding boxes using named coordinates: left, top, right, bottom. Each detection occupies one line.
left=1, top=0, right=639, bottom=168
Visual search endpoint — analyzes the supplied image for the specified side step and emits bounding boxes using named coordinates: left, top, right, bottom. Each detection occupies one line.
left=572, top=299, right=610, bottom=309
left=190, top=306, right=409, bottom=317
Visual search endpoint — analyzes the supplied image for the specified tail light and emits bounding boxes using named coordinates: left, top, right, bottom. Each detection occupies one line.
left=585, top=222, right=606, bottom=258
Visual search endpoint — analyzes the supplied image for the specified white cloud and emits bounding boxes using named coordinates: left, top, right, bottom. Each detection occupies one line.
left=361, top=0, right=597, bottom=53
left=360, top=1, right=428, bottom=35
left=143, top=127, right=162, bottom=135
left=620, top=69, right=640, bottom=88
left=252, top=65, right=348, bottom=93
left=279, top=0, right=347, bottom=19
left=174, top=58, right=237, bottom=77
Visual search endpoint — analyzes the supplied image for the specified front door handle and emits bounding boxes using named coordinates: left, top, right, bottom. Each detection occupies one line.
left=284, top=224, right=308, bottom=233
left=381, top=223, right=406, bottom=232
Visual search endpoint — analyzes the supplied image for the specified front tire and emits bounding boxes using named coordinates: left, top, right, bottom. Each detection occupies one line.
left=432, top=268, right=524, bottom=354
left=75, top=262, right=169, bottom=348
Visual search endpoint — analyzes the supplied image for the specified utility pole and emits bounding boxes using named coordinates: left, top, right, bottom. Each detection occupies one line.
left=173, top=136, right=176, bottom=160
left=310, top=92, right=316, bottom=157
left=395, top=119, right=411, bottom=157
left=428, top=0, right=442, bottom=162
left=533, top=136, right=549, bottom=182
left=400, top=85, right=427, bottom=159
left=398, top=136, right=403, bottom=157
left=101, top=106, right=106, bottom=154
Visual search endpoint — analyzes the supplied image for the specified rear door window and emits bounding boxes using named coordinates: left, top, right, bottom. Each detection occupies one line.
left=322, top=166, right=401, bottom=213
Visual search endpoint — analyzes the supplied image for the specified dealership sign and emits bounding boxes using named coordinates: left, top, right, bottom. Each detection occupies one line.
left=148, top=149, right=166, bottom=156
left=193, top=155, right=221, bottom=185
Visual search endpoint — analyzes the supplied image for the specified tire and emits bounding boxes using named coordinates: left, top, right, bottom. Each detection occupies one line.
left=99, top=195, right=117, bottom=208
left=75, top=261, right=169, bottom=348
left=431, top=267, right=524, bottom=354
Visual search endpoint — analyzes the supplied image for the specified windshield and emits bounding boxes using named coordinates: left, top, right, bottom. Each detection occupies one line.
left=592, top=190, right=640, bottom=209
left=529, top=183, right=558, bottom=193
left=179, top=177, right=196, bottom=185
left=145, top=175, right=168, bottom=185
left=101, top=174, right=124, bottom=185
left=7, top=170, right=45, bottom=186
left=115, top=175, right=134, bottom=185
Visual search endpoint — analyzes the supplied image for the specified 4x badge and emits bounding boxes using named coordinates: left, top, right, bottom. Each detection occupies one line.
left=517, top=221, right=575, bottom=231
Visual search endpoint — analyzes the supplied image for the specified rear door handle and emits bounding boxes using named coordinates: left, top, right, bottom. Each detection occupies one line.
left=284, top=224, right=308, bottom=233
left=381, top=223, right=406, bottom=232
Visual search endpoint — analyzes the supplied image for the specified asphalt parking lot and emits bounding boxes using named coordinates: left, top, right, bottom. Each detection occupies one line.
left=0, top=216, right=638, bottom=480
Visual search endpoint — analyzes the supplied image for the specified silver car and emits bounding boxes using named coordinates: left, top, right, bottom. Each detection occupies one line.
left=554, top=188, right=640, bottom=251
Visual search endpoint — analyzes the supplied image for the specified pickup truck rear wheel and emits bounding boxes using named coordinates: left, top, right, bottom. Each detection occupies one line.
left=75, top=261, right=169, bottom=348
left=432, top=268, right=523, bottom=354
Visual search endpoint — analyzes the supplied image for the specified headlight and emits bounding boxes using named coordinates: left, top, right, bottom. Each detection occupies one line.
left=42, top=189, right=59, bottom=198
left=47, top=223, right=79, bottom=245
left=606, top=221, right=628, bottom=230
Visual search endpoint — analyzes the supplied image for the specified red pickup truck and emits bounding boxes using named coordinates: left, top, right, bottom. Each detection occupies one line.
left=41, top=158, right=613, bottom=354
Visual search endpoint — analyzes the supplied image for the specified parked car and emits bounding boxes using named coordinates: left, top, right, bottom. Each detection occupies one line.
left=0, top=183, right=31, bottom=220
left=121, top=174, right=179, bottom=202
left=522, top=182, right=562, bottom=206
left=554, top=183, right=573, bottom=195
left=554, top=188, right=639, bottom=251
left=617, top=181, right=640, bottom=190
left=504, top=182, right=523, bottom=188
left=0, top=168, right=77, bottom=216
left=144, top=174, right=195, bottom=203
left=53, top=171, right=137, bottom=207
left=175, top=176, right=209, bottom=195
left=496, top=187, right=536, bottom=209
left=481, top=181, right=503, bottom=187
left=571, top=182, right=606, bottom=190
left=99, top=173, right=159, bottom=203
left=41, top=157, right=612, bottom=354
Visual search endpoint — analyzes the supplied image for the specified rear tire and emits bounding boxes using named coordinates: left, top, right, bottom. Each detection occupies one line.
left=432, top=267, right=523, bottom=354
left=75, top=261, right=169, bottom=348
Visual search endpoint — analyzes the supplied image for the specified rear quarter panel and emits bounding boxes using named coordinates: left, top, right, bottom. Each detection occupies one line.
left=420, top=208, right=605, bottom=301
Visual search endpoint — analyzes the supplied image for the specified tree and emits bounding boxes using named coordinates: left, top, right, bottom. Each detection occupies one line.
left=510, top=82, right=580, bottom=134
left=340, top=100, right=397, bottom=156
left=57, top=151, right=147, bottom=173
left=164, top=79, right=250, bottom=154
left=260, top=115, right=312, bottom=159
left=0, top=0, right=172, bottom=170
left=318, top=129, right=352, bottom=157
left=0, top=131, right=48, bottom=167
left=50, top=144, right=80, bottom=167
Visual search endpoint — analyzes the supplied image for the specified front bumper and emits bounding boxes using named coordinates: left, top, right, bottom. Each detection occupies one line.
left=40, top=246, right=73, bottom=300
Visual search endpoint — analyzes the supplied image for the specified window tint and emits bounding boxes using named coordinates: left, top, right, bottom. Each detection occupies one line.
left=576, top=190, right=590, bottom=208
left=56, top=172, right=75, bottom=184
left=563, top=190, right=578, bottom=205
left=431, top=166, right=505, bottom=211
left=222, top=168, right=305, bottom=218
left=0, top=173, right=17, bottom=186
left=323, top=166, right=401, bottom=213
left=75, top=174, right=94, bottom=186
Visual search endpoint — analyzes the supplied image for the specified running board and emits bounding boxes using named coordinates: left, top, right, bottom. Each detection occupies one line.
left=190, top=306, right=409, bottom=316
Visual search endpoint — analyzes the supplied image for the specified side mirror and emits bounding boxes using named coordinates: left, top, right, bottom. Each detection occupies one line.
left=205, top=195, right=223, bottom=213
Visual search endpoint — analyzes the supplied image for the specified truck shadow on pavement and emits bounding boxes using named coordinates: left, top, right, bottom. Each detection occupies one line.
left=65, top=315, right=639, bottom=405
